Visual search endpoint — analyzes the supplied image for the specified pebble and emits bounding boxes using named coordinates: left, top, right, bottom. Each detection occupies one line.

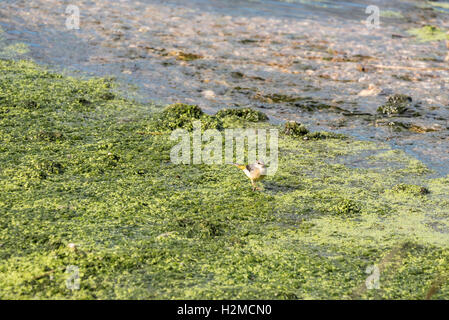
left=358, top=84, right=381, bottom=96
left=202, top=90, right=216, bottom=99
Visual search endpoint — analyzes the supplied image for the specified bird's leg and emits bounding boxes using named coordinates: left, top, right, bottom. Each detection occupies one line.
left=251, top=180, right=261, bottom=191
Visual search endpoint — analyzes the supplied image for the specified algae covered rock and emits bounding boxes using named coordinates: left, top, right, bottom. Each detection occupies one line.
left=215, top=107, right=268, bottom=122
left=283, top=121, right=309, bottom=137
left=377, top=94, right=412, bottom=115
left=151, top=105, right=269, bottom=131
left=154, top=103, right=222, bottom=131
left=332, top=198, right=361, bottom=215
left=162, top=103, right=204, bottom=119
left=283, top=121, right=346, bottom=140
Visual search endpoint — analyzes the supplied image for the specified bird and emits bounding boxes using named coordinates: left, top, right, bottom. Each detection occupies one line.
left=234, top=160, right=267, bottom=191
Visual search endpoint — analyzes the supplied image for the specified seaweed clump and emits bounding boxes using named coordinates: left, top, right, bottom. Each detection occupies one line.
left=254, top=93, right=300, bottom=104
left=169, top=51, right=203, bottom=61
left=215, top=108, right=268, bottom=122
left=283, top=121, right=309, bottom=137
left=150, top=105, right=271, bottom=132
left=407, top=25, right=449, bottom=42
left=332, top=199, right=361, bottom=215
left=282, top=121, right=345, bottom=140
left=391, top=184, right=430, bottom=196
left=304, top=131, right=346, bottom=140
left=153, top=103, right=222, bottom=131
left=377, top=94, right=412, bottom=115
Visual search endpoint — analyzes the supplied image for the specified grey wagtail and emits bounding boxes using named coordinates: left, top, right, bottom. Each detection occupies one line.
left=234, top=160, right=267, bottom=191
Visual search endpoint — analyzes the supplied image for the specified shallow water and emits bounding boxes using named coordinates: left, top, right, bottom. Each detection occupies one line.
left=1, top=0, right=448, bottom=174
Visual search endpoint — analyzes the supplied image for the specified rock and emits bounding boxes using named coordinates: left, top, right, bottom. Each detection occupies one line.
left=202, top=90, right=216, bottom=99
left=305, top=70, right=314, bottom=76
left=358, top=84, right=382, bottom=96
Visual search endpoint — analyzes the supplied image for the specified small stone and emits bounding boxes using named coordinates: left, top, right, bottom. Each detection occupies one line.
left=305, top=70, right=314, bottom=76
left=138, top=27, right=150, bottom=33
left=202, top=90, right=216, bottom=99
left=358, top=84, right=382, bottom=96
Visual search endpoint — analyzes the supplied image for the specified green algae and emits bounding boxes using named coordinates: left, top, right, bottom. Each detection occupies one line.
left=0, top=59, right=449, bottom=299
left=215, top=107, right=268, bottom=123
left=169, top=51, right=203, bottom=61
left=407, top=25, right=449, bottom=42
left=0, top=43, right=30, bottom=59
left=148, top=104, right=269, bottom=132
left=304, top=131, right=346, bottom=140
left=283, top=121, right=309, bottom=137
left=380, top=10, right=404, bottom=19
left=0, top=28, right=29, bottom=59
left=149, top=103, right=222, bottom=131
left=331, top=199, right=361, bottom=216
left=428, top=1, right=449, bottom=10
left=390, top=184, right=430, bottom=196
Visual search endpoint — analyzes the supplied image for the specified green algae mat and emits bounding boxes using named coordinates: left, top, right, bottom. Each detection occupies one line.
left=1, top=59, right=449, bottom=299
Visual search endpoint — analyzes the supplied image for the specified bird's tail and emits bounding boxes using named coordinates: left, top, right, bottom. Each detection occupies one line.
left=233, top=163, right=246, bottom=170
